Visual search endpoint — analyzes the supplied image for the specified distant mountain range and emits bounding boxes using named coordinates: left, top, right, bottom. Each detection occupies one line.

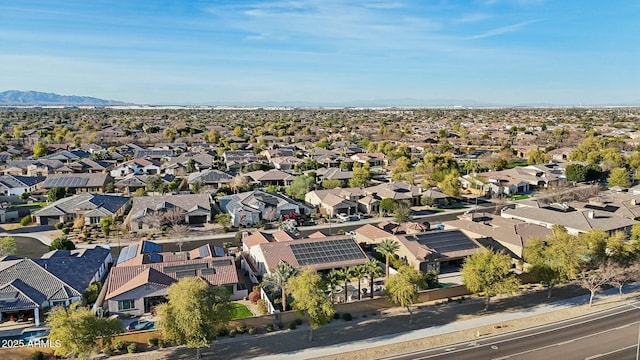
left=0, top=90, right=127, bottom=106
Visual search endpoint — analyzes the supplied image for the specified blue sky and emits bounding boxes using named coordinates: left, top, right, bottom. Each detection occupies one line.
left=1, top=0, right=638, bottom=105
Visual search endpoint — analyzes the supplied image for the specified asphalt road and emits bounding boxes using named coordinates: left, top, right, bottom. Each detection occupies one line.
left=382, top=302, right=640, bottom=360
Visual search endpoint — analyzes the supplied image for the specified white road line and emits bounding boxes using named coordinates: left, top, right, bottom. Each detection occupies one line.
left=584, top=344, right=637, bottom=360
left=489, top=321, right=640, bottom=360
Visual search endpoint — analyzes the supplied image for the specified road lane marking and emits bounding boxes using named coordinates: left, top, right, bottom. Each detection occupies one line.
left=489, top=321, right=640, bottom=360
left=584, top=344, right=636, bottom=360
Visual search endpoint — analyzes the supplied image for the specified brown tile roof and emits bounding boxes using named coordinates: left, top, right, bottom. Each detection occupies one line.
left=106, top=256, right=238, bottom=299
left=258, top=235, right=368, bottom=273
left=242, top=231, right=272, bottom=249
left=355, top=224, right=394, bottom=241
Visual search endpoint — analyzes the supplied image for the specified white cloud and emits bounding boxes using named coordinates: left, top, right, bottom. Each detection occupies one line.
left=466, top=20, right=539, bottom=40
left=454, top=13, right=491, bottom=24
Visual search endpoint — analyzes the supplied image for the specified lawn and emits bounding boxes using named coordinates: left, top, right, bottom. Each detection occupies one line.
left=9, top=202, right=47, bottom=209
left=232, top=303, right=253, bottom=319
left=508, top=195, right=530, bottom=201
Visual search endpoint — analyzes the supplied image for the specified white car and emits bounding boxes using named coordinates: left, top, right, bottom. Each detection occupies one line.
left=335, top=213, right=349, bottom=222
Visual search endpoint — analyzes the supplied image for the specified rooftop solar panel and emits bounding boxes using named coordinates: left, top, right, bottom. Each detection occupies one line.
left=200, top=268, right=216, bottom=275
left=164, top=262, right=208, bottom=273
left=210, top=259, right=232, bottom=267
left=175, top=270, right=196, bottom=279
left=197, top=245, right=210, bottom=258
left=148, top=254, right=162, bottom=263
left=141, top=241, right=162, bottom=254
left=117, top=243, right=139, bottom=264
left=291, top=239, right=365, bottom=266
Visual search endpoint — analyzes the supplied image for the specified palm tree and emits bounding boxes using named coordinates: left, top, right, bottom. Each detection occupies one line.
left=261, top=261, right=297, bottom=312
left=337, top=267, right=354, bottom=302
left=376, top=238, right=400, bottom=279
left=351, top=265, right=368, bottom=300
left=364, top=259, right=384, bottom=299
left=324, top=269, right=340, bottom=303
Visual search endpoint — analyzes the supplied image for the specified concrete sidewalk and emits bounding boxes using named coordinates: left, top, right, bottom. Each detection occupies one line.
left=256, top=284, right=640, bottom=360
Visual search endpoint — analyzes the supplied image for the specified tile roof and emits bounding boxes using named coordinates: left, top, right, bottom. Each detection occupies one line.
left=396, top=230, right=484, bottom=262
left=106, top=256, right=238, bottom=299
left=129, top=194, right=211, bottom=221
left=257, top=235, right=368, bottom=273
left=35, top=193, right=130, bottom=217
left=41, top=173, right=109, bottom=189
left=502, top=206, right=637, bottom=233
left=34, top=246, right=111, bottom=293
left=0, top=282, right=39, bottom=310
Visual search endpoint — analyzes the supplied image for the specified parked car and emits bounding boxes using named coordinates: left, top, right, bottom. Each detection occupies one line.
left=126, top=320, right=155, bottom=332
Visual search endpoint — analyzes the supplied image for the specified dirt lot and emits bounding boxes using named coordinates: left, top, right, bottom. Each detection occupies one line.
left=104, top=284, right=638, bottom=360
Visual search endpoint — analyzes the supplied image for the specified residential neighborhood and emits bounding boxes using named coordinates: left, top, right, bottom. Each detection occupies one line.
left=0, top=106, right=639, bottom=359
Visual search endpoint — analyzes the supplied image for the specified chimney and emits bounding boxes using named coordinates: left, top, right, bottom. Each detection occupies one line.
left=587, top=211, right=594, bottom=219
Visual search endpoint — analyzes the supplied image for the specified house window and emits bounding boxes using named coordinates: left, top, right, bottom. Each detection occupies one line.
left=118, top=299, right=135, bottom=311
left=138, top=222, right=143, bottom=230
left=51, top=300, right=66, bottom=307
left=90, top=217, right=100, bottom=225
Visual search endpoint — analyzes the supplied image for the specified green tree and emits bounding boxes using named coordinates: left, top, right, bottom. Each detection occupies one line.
left=376, top=238, right=400, bottom=279
left=146, top=175, right=166, bottom=194
left=288, top=269, right=335, bottom=341
left=232, top=126, right=244, bottom=137
left=206, top=129, right=220, bottom=143
left=47, top=187, right=66, bottom=202
left=214, top=213, right=231, bottom=227
left=33, top=141, right=48, bottom=158
left=351, top=265, right=368, bottom=301
left=83, top=281, right=102, bottom=305
left=349, top=162, right=371, bottom=188
left=337, top=267, right=354, bottom=300
left=262, top=261, right=298, bottom=312
left=393, top=203, right=413, bottom=224
left=379, top=198, right=399, bottom=215
left=607, top=167, right=631, bottom=188
left=156, top=277, right=234, bottom=359
left=191, top=180, right=203, bottom=194
left=526, top=149, right=550, bottom=165
left=286, top=174, right=315, bottom=200
left=461, top=249, right=520, bottom=311
left=132, top=188, right=147, bottom=197
left=439, top=172, right=461, bottom=198
left=324, top=269, right=340, bottom=303
left=48, top=303, right=122, bottom=359
left=565, top=163, right=587, bottom=182
left=365, top=259, right=384, bottom=298
left=384, top=266, right=427, bottom=324
left=321, top=179, right=343, bottom=189
left=163, top=127, right=177, bottom=141
left=185, top=158, right=196, bottom=173
left=49, top=237, right=76, bottom=251
left=0, top=236, right=17, bottom=256
left=524, top=229, right=584, bottom=298
left=99, top=216, right=113, bottom=237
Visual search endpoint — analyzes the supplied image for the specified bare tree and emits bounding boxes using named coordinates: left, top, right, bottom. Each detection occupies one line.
left=578, top=266, right=614, bottom=307
left=230, top=174, right=248, bottom=194
left=491, top=194, right=507, bottom=214
left=142, top=211, right=165, bottom=232
left=607, top=262, right=640, bottom=297
left=163, top=207, right=187, bottom=227
left=172, top=224, right=190, bottom=252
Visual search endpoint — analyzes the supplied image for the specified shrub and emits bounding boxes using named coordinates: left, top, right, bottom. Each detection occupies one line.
left=54, top=222, right=64, bottom=230
left=248, top=287, right=261, bottom=303
left=256, top=299, right=268, bottom=315
left=289, top=322, right=297, bottom=330
left=217, top=327, right=228, bottom=337
left=114, top=340, right=126, bottom=351
left=127, top=343, right=137, bottom=354
left=61, top=227, right=70, bottom=235
left=20, top=215, right=32, bottom=226
left=30, top=351, right=46, bottom=360
left=265, top=324, right=274, bottom=332
left=333, top=312, right=340, bottom=320
left=295, top=318, right=302, bottom=325
left=342, top=313, right=353, bottom=321
left=158, top=339, right=165, bottom=348
left=236, top=324, right=247, bottom=334
left=248, top=327, right=257, bottom=335
left=148, top=337, right=159, bottom=346
left=228, top=329, right=237, bottom=338
left=101, top=347, right=113, bottom=356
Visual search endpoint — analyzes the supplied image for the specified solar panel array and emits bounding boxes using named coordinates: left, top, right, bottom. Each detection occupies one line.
left=210, top=259, right=232, bottom=267
left=148, top=254, right=162, bottom=263
left=200, top=268, right=216, bottom=275
left=290, top=239, right=364, bottom=266
left=117, top=244, right=139, bottom=264
left=164, top=262, right=208, bottom=273
left=46, top=176, right=89, bottom=188
left=142, top=241, right=162, bottom=254
left=175, top=270, right=196, bottom=279
left=414, top=230, right=480, bottom=254
left=197, top=245, right=210, bottom=258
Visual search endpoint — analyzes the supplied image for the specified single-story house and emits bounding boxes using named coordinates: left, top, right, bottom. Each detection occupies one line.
left=34, top=193, right=131, bottom=226
left=127, top=194, right=212, bottom=231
